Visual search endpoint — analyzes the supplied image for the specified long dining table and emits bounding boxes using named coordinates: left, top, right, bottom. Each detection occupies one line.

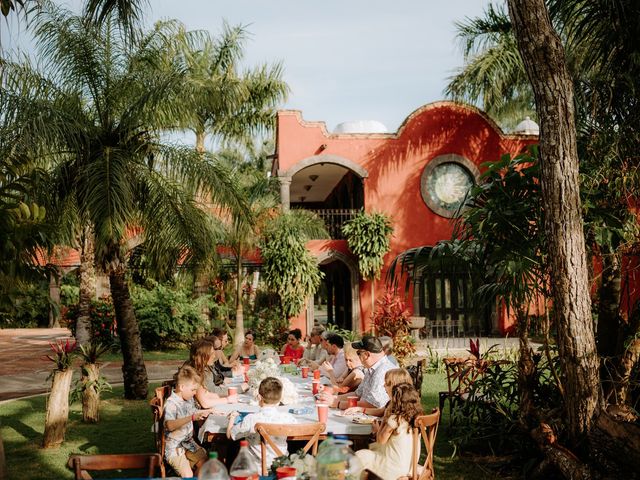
left=198, top=368, right=373, bottom=448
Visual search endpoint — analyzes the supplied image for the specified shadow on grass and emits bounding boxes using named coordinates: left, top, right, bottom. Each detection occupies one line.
left=1, top=384, right=158, bottom=480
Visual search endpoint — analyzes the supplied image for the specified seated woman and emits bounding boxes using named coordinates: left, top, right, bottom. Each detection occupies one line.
left=229, top=330, right=260, bottom=362
left=209, top=328, right=240, bottom=377
left=355, top=382, right=423, bottom=480
left=186, top=338, right=238, bottom=409
left=344, top=368, right=413, bottom=417
left=322, top=344, right=364, bottom=394
left=280, top=328, right=304, bottom=362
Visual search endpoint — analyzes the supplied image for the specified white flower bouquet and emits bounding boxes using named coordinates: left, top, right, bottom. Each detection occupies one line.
left=246, top=358, right=299, bottom=405
left=271, top=450, right=317, bottom=479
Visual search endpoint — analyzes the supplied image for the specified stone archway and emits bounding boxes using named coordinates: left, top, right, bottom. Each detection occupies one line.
left=306, top=249, right=361, bottom=333
left=278, top=154, right=369, bottom=211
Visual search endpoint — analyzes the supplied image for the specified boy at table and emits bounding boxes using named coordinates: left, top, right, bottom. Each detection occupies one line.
left=164, top=366, right=218, bottom=478
left=226, top=377, right=298, bottom=472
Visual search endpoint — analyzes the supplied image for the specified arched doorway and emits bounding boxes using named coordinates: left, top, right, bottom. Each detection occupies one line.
left=307, top=250, right=360, bottom=332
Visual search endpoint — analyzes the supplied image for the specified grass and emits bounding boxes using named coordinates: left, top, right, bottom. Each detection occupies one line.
left=101, top=349, right=187, bottom=363
left=1, top=374, right=499, bottom=479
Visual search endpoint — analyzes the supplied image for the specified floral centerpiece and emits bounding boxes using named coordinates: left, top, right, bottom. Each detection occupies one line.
left=271, top=450, right=317, bottom=479
left=246, top=358, right=299, bottom=405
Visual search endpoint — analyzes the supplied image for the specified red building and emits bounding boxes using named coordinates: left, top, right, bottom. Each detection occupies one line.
left=273, top=101, right=540, bottom=335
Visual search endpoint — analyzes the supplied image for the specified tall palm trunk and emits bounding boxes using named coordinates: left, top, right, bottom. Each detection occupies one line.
left=508, top=0, right=600, bottom=444
left=76, top=229, right=96, bottom=346
left=234, top=246, right=245, bottom=346
left=109, top=267, right=148, bottom=399
left=195, top=131, right=206, bottom=154
left=43, top=368, right=73, bottom=448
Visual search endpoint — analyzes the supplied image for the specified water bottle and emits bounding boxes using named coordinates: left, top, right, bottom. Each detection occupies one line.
left=229, top=439, right=260, bottom=480
left=198, top=451, right=230, bottom=480
left=316, top=435, right=362, bottom=480
left=317, top=432, right=334, bottom=457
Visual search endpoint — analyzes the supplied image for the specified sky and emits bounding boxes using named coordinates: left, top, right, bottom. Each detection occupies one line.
left=2, top=0, right=492, bottom=133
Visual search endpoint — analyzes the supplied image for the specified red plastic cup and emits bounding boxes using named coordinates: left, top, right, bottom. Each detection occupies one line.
left=283, top=356, right=291, bottom=365
left=317, top=403, right=328, bottom=424
left=313, top=369, right=321, bottom=380
left=276, top=466, right=297, bottom=479
left=242, top=364, right=250, bottom=373
left=228, top=386, right=237, bottom=397
left=243, top=372, right=248, bottom=382
left=348, top=396, right=358, bottom=408
left=279, top=355, right=285, bottom=364
left=243, top=357, right=250, bottom=365
left=312, top=380, right=320, bottom=395
left=301, top=366, right=309, bottom=378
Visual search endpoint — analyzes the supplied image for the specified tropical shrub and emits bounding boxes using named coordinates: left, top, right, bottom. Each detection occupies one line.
left=131, top=282, right=210, bottom=350
left=67, top=297, right=118, bottom=348
left=260, top=211, right=326, bottom=320
left=0, top=280, right=50, bottom=327
left=371, top=289, right=415, bottom=365
left=252, top=307, right=290, bottom=350
left=342, top=211, right=393, bottom=281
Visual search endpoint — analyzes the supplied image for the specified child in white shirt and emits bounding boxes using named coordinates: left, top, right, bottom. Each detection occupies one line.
left=226, top=377, right=297, bottom=472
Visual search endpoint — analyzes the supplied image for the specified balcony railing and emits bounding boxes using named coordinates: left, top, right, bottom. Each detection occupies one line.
left=307, top=208, right=359, bottom=239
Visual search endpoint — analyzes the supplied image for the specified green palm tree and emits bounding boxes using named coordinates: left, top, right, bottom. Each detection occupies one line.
left=159, top=20, right=289, bottom=152
left=2, top=5, right=242, bottom=398
left=215, top=145, right=280, bottom=345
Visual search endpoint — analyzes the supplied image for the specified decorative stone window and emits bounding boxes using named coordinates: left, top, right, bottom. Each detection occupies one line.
left=420, top=154, right=480, bottom=218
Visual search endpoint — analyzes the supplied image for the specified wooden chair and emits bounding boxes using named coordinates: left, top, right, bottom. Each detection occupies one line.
left=255, top=422, right=325, bottom=476
left=154, top=384, right=173, bottom=409
left=438, top=358, right=482, bottom=425
left=406, top=359, right=426, bottom=392
left=149, top=397, right=167, bottom=477
left=400, top=408, right=441, bottom=480
left=67, top=453, right=164, bottom=479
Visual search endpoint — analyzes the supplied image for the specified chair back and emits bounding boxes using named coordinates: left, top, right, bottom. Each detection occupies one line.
left=154, top=384, right=173, bottom=409
left=255, top=422, right=325, bottom=476
left=408, top=409, right=440, bottom=480
left=406, top=359, right=426, bottom=391
left=67, top=453, right=163, bottom=479
left=443, top=358, right=481, bottom=397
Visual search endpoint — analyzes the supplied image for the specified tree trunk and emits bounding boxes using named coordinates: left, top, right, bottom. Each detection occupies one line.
left=507, top=0, right=601, bottom=445
left=516, top=307, right=536, bottom=428
left=588, top=411, right=640, bottom=475
left=234, top=249, right=245, bottom=347
left=195, top=131, right=206, bottom=154
left=249, top=270, right=260, bottom=307
left=81, top=363, right=101, bottom=423
left=109, top=269, right=148, bottom=399
left=43, top=368, right=73, bottom=448
left=48, top=270, right=61, bottom=328
left=76, top=230, right=96, bottom=346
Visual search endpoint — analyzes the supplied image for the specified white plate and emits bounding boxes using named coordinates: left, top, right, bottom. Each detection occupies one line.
left=351, top=415, right=375, bottom=425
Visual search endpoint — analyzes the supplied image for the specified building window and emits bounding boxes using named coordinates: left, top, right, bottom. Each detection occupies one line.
left=420, top=154, right=480, bottom=218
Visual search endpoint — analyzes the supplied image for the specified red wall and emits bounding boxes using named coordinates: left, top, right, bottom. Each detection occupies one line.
left=277, top=102, right=536, bottom=334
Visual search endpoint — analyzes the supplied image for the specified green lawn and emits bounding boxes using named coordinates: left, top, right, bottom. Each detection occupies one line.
left=0, top=374, right=499, bottom=479
left=101, top=349, right=188, bottom=363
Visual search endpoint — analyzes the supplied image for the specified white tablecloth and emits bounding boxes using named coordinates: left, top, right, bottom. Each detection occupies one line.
left=198, top=373, right=372, bottom=443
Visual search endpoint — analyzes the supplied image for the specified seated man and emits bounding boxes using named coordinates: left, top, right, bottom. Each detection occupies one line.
left=298, top=326, right=327, bottom=367
left=226, top=377, right=297, bottom=472
left=320, top=335, right=395, bottom=411
left=320, top=333, right=348, bottom=380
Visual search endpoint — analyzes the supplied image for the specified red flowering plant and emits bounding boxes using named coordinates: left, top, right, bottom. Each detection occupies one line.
left=45, top=339, right=77, bottom=371
left=371, top=289, right=416, bottom=366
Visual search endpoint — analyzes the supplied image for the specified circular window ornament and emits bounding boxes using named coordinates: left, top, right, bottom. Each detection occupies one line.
left=420, top=154, right=479, bottom=218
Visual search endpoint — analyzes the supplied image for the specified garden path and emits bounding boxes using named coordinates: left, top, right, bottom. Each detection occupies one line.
left=0, top=329, right=183, bottom=401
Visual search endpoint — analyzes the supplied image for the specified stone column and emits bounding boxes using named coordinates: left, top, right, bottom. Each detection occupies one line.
left=279, top=176, right=292, bottom=212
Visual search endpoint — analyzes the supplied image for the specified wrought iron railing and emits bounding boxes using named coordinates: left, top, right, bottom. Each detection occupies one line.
left=307, top=208, right=359, bottom=239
